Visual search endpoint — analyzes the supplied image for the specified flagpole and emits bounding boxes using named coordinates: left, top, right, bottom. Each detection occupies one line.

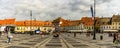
left=93, top=0, right=96, bottom=40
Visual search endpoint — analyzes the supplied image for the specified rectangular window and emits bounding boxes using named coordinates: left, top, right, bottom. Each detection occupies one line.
left=106, top=26, right=108, bottom=29
left=113, top=27, right=114, bottom=29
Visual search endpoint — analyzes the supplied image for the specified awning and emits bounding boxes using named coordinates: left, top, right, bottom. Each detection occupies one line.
left=103, top=30, right=118, bottom=32
left=68, top=30, right=88, bottom=32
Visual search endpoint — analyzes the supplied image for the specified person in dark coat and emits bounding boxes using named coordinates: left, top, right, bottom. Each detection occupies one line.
left=113, top=33, right=117, bottom=43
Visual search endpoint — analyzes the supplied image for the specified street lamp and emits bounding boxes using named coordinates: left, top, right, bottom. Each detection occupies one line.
left=59, top=21, right=62, bottom=26
left=24, top=21, right=26, bottom=33
left=30, top=10, right=33, bottom=35
left=59, top=21, right=62, bottom=32
left=93, top=0, right=96, bottom=40
left=52, top=19, right=63, bottom=37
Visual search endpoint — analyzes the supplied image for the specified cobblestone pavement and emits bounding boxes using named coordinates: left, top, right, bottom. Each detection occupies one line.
left=0, top=33, right=120, bottom=48
left=0, top=34, right=50, bottom=48
left=61, top=33, right=120, bottom=48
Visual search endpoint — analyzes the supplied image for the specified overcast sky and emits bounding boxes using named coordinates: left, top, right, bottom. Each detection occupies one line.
left=0, top=0, right=120, bottom=21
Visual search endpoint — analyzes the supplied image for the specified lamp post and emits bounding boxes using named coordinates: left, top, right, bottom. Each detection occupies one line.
left=54, top=21, right=62, bottom=32
left=59, top=21, right=62, bottom=32
left=30, top=10, right=33, bottom=35
left=93, top=0, right=96, bottom=40
left=24, top=21, right=26, bottom=33
left=52, top=19, right=62, bottom=37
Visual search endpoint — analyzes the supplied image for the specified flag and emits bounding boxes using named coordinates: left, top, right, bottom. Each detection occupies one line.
left=90, top=6, right=94, bottom=17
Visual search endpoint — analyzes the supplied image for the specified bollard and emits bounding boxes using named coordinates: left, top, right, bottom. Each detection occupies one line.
left=100, top=35, right=103, bottom=40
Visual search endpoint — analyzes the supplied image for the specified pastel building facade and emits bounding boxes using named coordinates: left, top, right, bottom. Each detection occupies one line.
left=112, top=15, right=120, bottom=31
left=0, top=18, right=53, bottom=33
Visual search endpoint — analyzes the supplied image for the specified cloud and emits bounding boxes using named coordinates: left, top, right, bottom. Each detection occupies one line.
left=0, top=0, right=119, bottom=21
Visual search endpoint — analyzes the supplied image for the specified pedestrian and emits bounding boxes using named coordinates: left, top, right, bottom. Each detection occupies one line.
left=53, top=32, right=59, bottom=38
left=74, top=32, right=76, bottom=37
left=41, top=31, right=44, bottom=38
left=118, top=34, right=120, bottom=43
left=113, top=39, right=119, bottom=48
left=7, top=29, right=13, bottom=44
left=113, top=33, right=116, bottom=43
left=0, top=31, right=5, bottom=37
left=0, top=32, right=1, bottom=37
left=86, top=32, right=90, bottom=37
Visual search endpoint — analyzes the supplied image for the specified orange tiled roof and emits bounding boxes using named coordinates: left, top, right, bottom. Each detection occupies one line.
left=53, top=17, right=82, bottom=27
left=61, top=20, right=81, bottom=27
left=15, top=20, right=53, bottom=26
left=81, top=17, right=94, bottom=26
left=0, top=18, right=15, bottom=25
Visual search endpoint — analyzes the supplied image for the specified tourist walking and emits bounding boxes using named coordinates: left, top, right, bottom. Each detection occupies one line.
left=7, top=29, right=13, bottom=44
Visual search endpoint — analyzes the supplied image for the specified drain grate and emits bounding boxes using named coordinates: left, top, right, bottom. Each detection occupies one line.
left=72, top=44, right=88, bottom=47
left=68, top=41, right=80, bottom=43
left=49, top=41, right=61, bottom=43
left=5, top=46, right=30, bottom=48
left=97, top=44, right=113, bottom=46
left=29, top=41, right=39, bottom=42
left=89, top=42, right=97, bottom=43
left=13, top=40, right=21, bottom=41
left=72, top=44, right=89, bottom=48
left=20, top=43, right=36, bottom=46
left=46, top=43, right=62, bottom=46
left=46, top=43, right=62, bottom=48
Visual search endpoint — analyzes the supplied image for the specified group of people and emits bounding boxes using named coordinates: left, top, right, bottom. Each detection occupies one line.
left=53, top=32, right=59, bottom=38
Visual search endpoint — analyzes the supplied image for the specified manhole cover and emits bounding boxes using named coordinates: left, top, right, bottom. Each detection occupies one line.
left=5, top=46, right=30, bottom=48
